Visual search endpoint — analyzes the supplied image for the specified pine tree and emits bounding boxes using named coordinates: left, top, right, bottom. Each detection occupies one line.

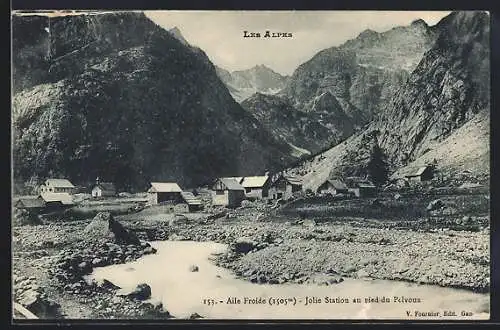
left=367, top=142, right=389, bottom=187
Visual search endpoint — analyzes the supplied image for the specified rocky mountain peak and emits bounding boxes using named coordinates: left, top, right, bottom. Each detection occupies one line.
left=410, top=18, right=428, bottom=28
left=434, top=10, right=489, bottom=46
left=358, top=28, right=378, bottom=38
left=216, top=64, right=288, bottom=103
left=168, top=26, right=189, bottom=46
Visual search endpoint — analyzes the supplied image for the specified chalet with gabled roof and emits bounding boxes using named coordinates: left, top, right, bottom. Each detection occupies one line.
left=212, top=178, right=245, bottom=208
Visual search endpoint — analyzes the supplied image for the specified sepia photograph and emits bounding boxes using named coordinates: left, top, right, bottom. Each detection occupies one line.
left=11, top=9, right=490, bottom=320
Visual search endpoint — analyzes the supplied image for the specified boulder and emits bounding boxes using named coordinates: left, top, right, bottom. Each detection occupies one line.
left=84, top=212, right=140, bottom=245
left=231, top=237, right=257, bottom=254
left=97, top=279, right=121, bottom=290
left=302, top=219, right=316, bottom=227
left=169, top=214, right=189, bottom=226
left=168, top=233, right=188, bottom=241
left=124, top=283, right=151, bottom=301
left=17, top=289, right=59, bottom=317
left=357, top=269, right=370, bottom=278
left=426, top=199, right=445, bottom=211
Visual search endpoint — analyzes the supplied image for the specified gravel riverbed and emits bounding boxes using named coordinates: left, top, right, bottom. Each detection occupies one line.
left=12, top=199, right=490, bottom=319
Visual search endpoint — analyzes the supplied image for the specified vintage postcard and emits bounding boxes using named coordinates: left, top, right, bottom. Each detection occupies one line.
left=11, top=10, right=490, bottom=321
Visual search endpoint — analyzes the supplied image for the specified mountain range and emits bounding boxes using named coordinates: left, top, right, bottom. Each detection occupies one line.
left=241, top=17, right=438, bottom=155
left=284, top=11, right=490, bottom=190
left=215, top=65, right=289, bottom=103
left=11, top=11, right=490, bottom=192
left=12, top=12, right=296, bottom=191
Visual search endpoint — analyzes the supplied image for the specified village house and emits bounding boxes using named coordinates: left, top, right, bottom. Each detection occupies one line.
left=39, top=192, right=75, bottom=209
left=345, top=177, right=377, bottom=198
left=91, top=177, right=117, bottom=198
left=317, top=179, right=348, bottom=196
left=39, top=179, right=76, bottom=194
left=147, top=182, right=183, bottom=205
left=211, top=178, right=245, bottom=208
left=14, top=197, right=46, bottom=211
left=403, top=165, right=434, bottom=184
left=180, top=191, right=204, bottom=212
left=269, top=174, right=303, bottom=200
left=240, top=175, right=271, bottom=199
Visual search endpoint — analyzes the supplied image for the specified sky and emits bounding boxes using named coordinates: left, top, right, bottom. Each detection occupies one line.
left=145, top=11, right=452, bottom=76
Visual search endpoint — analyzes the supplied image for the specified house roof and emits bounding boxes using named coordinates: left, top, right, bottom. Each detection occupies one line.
left=226, top=177, right=244, bottom=184
left=270, top=173, right=302, bottom=186
left=241, top=176, right=269, bottom=188
left=181, top=192, right=203, bottom=205
left=39, top=192, right=74, bottom=205
left=44, top=179, right=75, bottom=188
left=218, top=178, right=245, bottom=191
left=404, top=166, right=429, bottom=177
left=148, top=182, right=182, bottom=193
left=286, top=176, right=303, bottom=186
left=325, top=179, right=348, bottom=190
left=94, top=182, right=116, bottom=192
left=15, top=198, right=45, bottom=208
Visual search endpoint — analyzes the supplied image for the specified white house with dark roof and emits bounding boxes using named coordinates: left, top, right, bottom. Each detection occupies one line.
left=39, top=179, right=75, bottom=194
left=91, top=177, right=117, bottom=198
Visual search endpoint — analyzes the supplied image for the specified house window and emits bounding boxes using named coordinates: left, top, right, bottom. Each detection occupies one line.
left=245, top=188, right=251, bottom=193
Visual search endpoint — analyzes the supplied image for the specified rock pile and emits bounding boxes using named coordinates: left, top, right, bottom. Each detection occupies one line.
left=49, top=213, right=158, bottom=294
left=12, top=208, right=42, bottom=226
left=117, top=283, right=152, bottom=301
left=426, top=199, right=445, bottom=211
left=13, top=274, right=60, bottom=317
left=51, top=241, right=157, bottom=285
left=84, top=212, right=140, bottom=245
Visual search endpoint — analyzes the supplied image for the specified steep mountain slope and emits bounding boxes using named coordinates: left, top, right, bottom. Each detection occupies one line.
left=286, top=11, right=490, bottom=190
left=12, top=12, right=296, bottom=191
left=216, top=65, right=289, bottom=103
left=374, top=11, right=490, bottom=166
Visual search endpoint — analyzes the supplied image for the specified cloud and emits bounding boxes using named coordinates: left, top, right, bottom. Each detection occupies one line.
left=144, top=11, right=452, bottom=75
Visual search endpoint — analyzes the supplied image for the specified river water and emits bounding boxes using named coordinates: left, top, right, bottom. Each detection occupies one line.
left=87, top=241, right=489, bottom=320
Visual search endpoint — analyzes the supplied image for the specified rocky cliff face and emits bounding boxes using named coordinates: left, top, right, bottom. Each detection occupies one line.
left=216, top=65, right=289, bottom=103
left=285, top=11, right=490, bottom=189
left=374, top=11, right=490, bottom=166
left=282, top=19, right=435, bottom=120
left=12, top=12, right=296, bottom=191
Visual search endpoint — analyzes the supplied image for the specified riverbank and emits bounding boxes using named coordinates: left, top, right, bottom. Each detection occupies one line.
left=12, top=192, right=490, bottom=319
